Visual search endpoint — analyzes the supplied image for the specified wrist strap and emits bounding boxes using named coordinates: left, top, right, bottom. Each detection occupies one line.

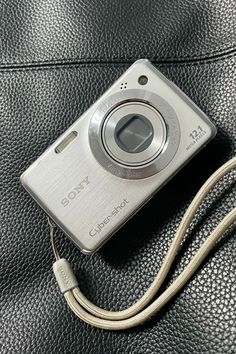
left=51, top=156, right=236, bottom=330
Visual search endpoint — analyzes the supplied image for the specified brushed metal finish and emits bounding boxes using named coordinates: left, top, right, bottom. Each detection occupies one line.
left=20, top=59, right=217, bottom=254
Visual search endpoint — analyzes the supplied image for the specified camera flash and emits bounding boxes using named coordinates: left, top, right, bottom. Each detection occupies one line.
left=55, top=131, right=78, bottom=154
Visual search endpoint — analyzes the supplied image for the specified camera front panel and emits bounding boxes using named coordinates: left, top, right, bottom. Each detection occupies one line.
left=21, top=60, right=216, bottom=253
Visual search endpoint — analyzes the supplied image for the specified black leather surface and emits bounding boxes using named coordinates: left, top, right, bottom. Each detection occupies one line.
left=0, top=1, right=236, bottom=353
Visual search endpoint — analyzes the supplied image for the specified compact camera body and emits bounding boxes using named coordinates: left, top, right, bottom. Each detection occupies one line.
left=21, top=59, right=216, bottom=254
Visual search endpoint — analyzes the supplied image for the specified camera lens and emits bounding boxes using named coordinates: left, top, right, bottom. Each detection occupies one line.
left=102, top=101, right=167, bottom=166
left=114, top=114, right=154, bottom=153
left=89, top=90, right=181, bottom=179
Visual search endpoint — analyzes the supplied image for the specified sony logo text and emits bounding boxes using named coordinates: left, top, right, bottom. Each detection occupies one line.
left=61, top=176, right=90, bottom=207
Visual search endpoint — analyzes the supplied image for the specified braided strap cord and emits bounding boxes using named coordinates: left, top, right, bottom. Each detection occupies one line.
left=51, top=156, right=236, bottom=330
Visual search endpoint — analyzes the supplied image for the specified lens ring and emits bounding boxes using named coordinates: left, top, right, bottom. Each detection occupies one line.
left=102, top=101, right=166, bottom=166
left=88, top=89, right=180, bottom=179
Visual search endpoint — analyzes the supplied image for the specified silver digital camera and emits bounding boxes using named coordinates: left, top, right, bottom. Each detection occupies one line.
left=21, top=59, right=217, bottom=254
